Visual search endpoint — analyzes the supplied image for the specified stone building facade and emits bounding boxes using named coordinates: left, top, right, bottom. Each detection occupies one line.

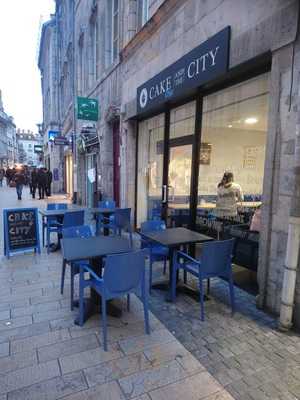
left=39, top=0, right=300, bottom=326
left=0, top=90, right=17, bottom=168
left=16, top=130, right=43, bottom=166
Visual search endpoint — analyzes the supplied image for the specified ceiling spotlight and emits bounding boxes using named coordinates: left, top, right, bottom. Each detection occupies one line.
left=245, top=117, right=258, bottom=125
left=228, top=124, right=233, bottom=128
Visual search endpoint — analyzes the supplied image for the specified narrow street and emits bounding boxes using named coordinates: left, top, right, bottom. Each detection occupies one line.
left=0, top=185, right=300, bottom=399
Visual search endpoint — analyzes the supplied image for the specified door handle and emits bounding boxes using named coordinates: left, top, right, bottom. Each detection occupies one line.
left=162, top=185, right=167, bottom=203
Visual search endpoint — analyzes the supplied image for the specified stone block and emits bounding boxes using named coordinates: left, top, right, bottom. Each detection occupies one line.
left=59, top=343, right=122, bottom=374
left=60, top=380, right=125, bottom=400
left=0, top=316, right=33, bottom=334
left=33, top=308, right=75, bottom=323
left=0, top=311, right=10, bottom=322
left=119, top=329, right=175, bottom=355
left=148, top=371, right=224, bottom=400
left=0, top=360, right=60, bottom=395
left=11, top=301, right=61, bottom=318
left=118, top=359, right=187, bottom=398
left=143, top=340, right=189, bottom=366
left=0, top=322, right=50, bottom=344
left=7, top=371, right=88, bottom=400
left=11, top=329, right=70, bottom=354
left=84, top=353, right=151, bottom=387
left=0, top=351, right=37, bottom=374
left=0, top=342, right=9, bottom=358
left=37, top=334, right=99, bottom=363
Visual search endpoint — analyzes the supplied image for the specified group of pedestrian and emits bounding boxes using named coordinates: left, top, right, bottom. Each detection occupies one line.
left=0, top=165, right=52, bottom=201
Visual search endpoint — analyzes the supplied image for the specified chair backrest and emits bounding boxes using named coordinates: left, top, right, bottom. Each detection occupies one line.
left=114, top=208, right=131, bottom=230
left=62, top=224, right=92, bottom=238
left=98, top=200, right=116, bottom=209
left=103, top=249, right=148, bottom=293
left=47, top=203, right=68, bottom=210
left=140, top=220, right=166, bottom=233
left=62, top=210, right=85, bottom=229
left=200, top=239, right=235, bottom=277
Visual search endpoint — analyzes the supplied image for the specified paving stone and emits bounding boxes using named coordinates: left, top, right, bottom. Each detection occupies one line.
left=0, top=342, right=9, bottom=358
left=0, top=350, right=37, bottom=374
left=33, top=308, right=76, bottom=323
left=119, top=329, right=175, bottom=355
left=38, top=334, right=99, bottom=363
left=84, top=353, right=151, bottom=387
left=0, top=311, right=10, bottom=322
left=6, top=371, right=88, bottom=400
left=10, top=328, right=70, bottom=354
left=11, top=300, right=61, bottom=318
left=0, top=299, right=30, bottom=312
left=0, top=321, right=50, bottom=344
left=0, top=316, right=32, bottom=333
left=0, top=359, right=60, bottom=394
left=59, top=343, right=123, bottom=374
left=148, top=371, right=224, bottom=400
left=143, top=340, right=189, bottom=366
left=10, top=282, right=53, bottom=295
left=60, top=380, right=125, bottom=400
left=118, top=359, right=187, bottom=398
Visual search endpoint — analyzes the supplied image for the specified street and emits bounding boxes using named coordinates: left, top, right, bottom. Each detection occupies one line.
left=0, top=185, right=299, bottom=399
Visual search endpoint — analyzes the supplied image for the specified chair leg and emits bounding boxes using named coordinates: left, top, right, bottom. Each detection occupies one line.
left=163, top=258, right=166, bottom=275
left=171, top=264, right=177, bottom=302
left=70, top=265, right=75, bottom=311
left=61, top=260, right=66, bottom=295
left=198, top=277, right=205, bottom=321
left=141, top=283, right=150, bottom=335
left=101, top=298, right=108, bottom=351
left=207, top=278, right=210, bottom=296
left=183, top=270, right=187, bottom=284
left=46, top=227, right=50, bottom=255
left=149, top=256, right=153, bottom=295
left=42, top=225, right=45, bottom=247
left=228, top=273, right=235, bottom=315
left=127, top=294, right=130, bottom=311
left=79, top=271, right=84, bottom=327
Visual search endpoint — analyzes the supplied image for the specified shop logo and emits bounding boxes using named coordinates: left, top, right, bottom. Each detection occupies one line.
left=139, top=88, right=148, bottom=109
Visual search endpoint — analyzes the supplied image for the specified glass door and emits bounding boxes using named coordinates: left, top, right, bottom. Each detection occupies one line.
left=136, top=114, right=165, bottom=227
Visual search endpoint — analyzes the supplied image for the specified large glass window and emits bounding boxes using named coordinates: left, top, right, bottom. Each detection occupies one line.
left=196, top=73, right=269, bottom=234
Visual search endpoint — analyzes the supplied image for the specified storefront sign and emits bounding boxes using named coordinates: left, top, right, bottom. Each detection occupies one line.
left=137, top=27, right=230, bottom=114
left=3, top=208, right=40, bottom=259
left=48, top=130, right=60, bottom=141
left=77, top=97, right=99, bottom=121
left=54, top=136, right=69, bottom=146
left=34, top=145, right=43, bottom=154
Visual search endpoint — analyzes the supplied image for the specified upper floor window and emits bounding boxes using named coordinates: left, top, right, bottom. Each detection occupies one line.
left=90, top=15, right=100, bottom=81
left=138, top=0, right=149, bottom=28
left=111, top=0, right=119, bottom=63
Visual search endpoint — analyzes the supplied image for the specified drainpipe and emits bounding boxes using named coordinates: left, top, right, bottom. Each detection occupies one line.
left=279, top=122, right=300, bottom=331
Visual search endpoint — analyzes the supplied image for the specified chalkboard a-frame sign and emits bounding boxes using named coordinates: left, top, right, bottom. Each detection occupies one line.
left=3, top=208, right=41, bottom=259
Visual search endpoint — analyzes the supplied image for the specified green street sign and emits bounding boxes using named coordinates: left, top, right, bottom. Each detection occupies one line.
left=77, top=97, right=99, bottom=121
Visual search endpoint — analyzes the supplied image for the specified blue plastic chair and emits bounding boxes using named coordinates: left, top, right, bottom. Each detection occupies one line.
left=46, top=210, right=84, bottom=254
left=172, top=239, right=235, bottom=320
left=96, top=200, right=116, bottom=235
left=140, top=220, right=169, bottom=292
left=42, top=203, right=68, bottom=247
left=79, top=249, right=150, bottom=351
left=113, top=208, right=133, bottom=246
left=61, top=225, right=93, bottom=309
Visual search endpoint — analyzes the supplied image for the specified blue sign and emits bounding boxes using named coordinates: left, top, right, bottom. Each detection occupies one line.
left=48, top=131, right=60, bottom=141
left=3, top=208, right=41, bottom=259
left=137, top=27, right=230, bottom=115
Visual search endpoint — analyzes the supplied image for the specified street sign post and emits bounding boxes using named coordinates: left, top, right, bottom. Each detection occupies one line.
left=77, top=97, right=99, bottom=121
left=48, top=131, right=60, bottom=141
left=54, top=136, right=69, bottom=146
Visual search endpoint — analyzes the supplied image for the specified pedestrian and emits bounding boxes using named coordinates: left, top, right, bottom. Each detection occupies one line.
left=5, top=168, right=12, bottom=186
left=46, top=169, right=53, bottom=196
left=14, top=168, right=26, bottom=200
left=30, top=167, right=38, bottom=199
left=0, top=167, right=5, bottom=187
left=37, top=168, right=47, bottom=199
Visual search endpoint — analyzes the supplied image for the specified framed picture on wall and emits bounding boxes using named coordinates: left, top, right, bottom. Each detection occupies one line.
left=199, top=143, right=212, bottom=165
left=243, top=146, right=259, bottom=169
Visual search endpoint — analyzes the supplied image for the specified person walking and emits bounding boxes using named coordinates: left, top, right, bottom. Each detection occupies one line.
left=30, top=167, right=38, bottom=199
left=0, top=168, right=5, bottom=187
left=5, top=167, right=12, bottom=186
left=46, top=169, right=53, bottom=196
left=14, top=168, right=26, bottom=200
left=37, top=168, right=47, bottom=199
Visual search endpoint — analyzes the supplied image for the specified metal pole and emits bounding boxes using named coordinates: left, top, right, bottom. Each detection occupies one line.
left=71, top=0, right=78, bottom=203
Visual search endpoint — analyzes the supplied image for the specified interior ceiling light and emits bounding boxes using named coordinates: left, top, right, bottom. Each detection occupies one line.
left=245, top=117, right=258, bottom=125
left=228, top=124, right=233, bottom=128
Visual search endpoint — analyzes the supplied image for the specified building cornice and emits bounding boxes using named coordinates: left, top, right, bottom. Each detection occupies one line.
left=120, top=0, right=187, bottom=61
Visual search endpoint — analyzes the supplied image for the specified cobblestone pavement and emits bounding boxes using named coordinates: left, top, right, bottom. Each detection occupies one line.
left=0, top=185, right=235, bottom=399
left=0, top=185, right=300, bottom=399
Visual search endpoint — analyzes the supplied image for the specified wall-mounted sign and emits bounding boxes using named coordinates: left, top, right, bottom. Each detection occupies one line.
left=34, top=145, right=43, bottom=154
left=48, top=130, right=60, bottom=141
left=137, top=27, right=230, bottom=115
left=77, top=97, right=99, bottom=121
left=54, top=136, right=69, bottom=146
left=3, top=208, right=40, bottom=259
